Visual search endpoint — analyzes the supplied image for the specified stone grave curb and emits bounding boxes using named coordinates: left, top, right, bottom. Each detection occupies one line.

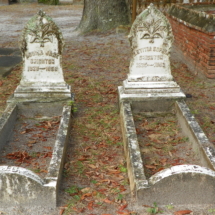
left=0, top=101, right=72, bottom=208
left=120, top=100, right=215, bottom=205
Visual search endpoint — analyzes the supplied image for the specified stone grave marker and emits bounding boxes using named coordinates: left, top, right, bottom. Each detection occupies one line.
left=118, top=4, right=185, bottom=102
left=14, top=10, right=71, bottom=99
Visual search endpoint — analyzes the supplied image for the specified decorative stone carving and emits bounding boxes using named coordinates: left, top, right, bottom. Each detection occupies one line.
left=14, top=10, right=71, bottom=99
left=118, top=4, right=185, bottom=106
left=128, top=3, right=173, bottom=82
left=118, top=4, right=185, bottom=101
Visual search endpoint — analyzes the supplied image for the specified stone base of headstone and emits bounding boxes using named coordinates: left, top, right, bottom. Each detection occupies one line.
left=123, top=79, right=182, bottom=94
left=118, top=83, right=185, bottom=112
left=14, top=84, right=71, bottom=99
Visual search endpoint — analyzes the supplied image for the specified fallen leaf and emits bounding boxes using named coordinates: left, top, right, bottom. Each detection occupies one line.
left=117, top=212, right=130, bottom=215
left=28, top=140, right=37, bottom=144
left=119, top=204, right=128, bottom=211
left=87, top=201, right=94, bottom=210
left=88, top=164, right=97, bottom=169
left=43, top=146, right=52, bottom=150
left=144, top=164, right=157, bottom=169
left=148, top=134, right=162, bottom=139
left=81, top=193, right=92, bottom=200
left=81, top=187, right=91, bottom=193
left=0, top=81, right=3, bottom=86
left=174, top=210, right=192, bottom=215
left=103, top=198, right=112, bottom=204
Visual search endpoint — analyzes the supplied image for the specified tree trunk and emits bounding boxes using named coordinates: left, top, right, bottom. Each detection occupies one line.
left=77, top=0, right=130, bottom=33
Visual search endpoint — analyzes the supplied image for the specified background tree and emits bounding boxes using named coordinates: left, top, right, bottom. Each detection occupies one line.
left=77, top=0, right=130, bottom=34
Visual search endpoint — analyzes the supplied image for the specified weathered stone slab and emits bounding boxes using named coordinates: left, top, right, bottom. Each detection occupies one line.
left=120, top=100, right=215, bottom=205
left=14, top=10, right=71, bottom=98
left=118, top=3, right=185, bottom=106
left=0, top=166, right=55, bottom=207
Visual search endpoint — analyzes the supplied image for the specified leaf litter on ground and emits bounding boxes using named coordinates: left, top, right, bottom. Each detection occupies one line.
left=0, top=4, right=215, bottom=215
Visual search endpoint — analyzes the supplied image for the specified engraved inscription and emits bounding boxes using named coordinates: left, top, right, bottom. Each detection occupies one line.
left=45, top=51, right=59, bottom=59
left=139, top=55, right=163, bottom=60
left=26, top=50, right=44, bottom=59
left=27, top=58, right=57, bottom=72
left=28, top=66, right=39, bottom=71
left=136, top=62, right=165, bottom=68
left=30, top=59, right=55, bottom=64
left=26, top=51, right=59, bottom=59
left=134, top=47, right=168, bottom=56
left=46, top=67, right=58, bottom=71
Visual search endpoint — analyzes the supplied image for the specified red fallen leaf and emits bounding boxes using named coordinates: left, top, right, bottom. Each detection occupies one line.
left=78, top=156, right=88, bottom=161
left=87, top=201, right=94, bottom=210
left=145, top=165, right=157, bottom=169
left=103, top=198, right=112, bottom=204
left=113, top=136, right=120, bottom=140
left=174, top=210, right=192, bottom=215
left=88, top=164, right=97, bottom=169
left=20, top=128, right=33, bottom=134
left=98, top=189, right=107, bottom=193
left=40, top=169, right=48, bottom=173
left=209, top=106, right=215, bottom=110
left=81, top=192, right=92, bottom=200
left=143, top=204, right=151, bottom=207
left=119, top=204, right=128, bottom=211
left=43, top=152, right=52, bottom=158
left=0, top=81, right=3, bottom=86
left=160, top=158, right=167, bottom=165
left=83, top=136, right=90, bottom=141
left=28, top=140, right=37, bottom=144
left=155, top=167, right=164, bottom=172
left=6, top=151, right=31, bottom=163
left=117, top=212, right=129, bottom=215
left=108, top=169, right=121, bottom=174
left=59, top=207, right=65, bottom=215
left=43, top=146, right=52, bottom=150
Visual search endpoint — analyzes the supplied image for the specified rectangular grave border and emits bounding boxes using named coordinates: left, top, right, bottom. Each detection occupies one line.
left=0, top=101, right=72, bottom=208
left=120, top=100, right=215, bottom=205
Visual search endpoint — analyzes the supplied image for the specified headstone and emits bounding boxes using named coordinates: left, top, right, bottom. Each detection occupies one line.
left=14, top=10, right=71, bottom=99
left=118, top=4, right=185, bottom=99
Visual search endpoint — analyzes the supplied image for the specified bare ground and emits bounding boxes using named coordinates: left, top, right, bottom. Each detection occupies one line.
left=0, top=3, right=215, bottom=215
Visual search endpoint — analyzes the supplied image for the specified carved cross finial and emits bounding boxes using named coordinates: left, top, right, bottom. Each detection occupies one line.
left=38, top=9, right=46, bottom=17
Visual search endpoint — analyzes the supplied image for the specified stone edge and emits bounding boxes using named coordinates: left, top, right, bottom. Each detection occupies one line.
left=166, top=3, right=215, bottom=34
left=120, top=100, right=215, bottom=202
left=0, top=102, right=72, bottom=207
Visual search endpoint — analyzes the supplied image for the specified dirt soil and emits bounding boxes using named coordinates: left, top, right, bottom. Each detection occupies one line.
left=0, top=113, right=60, bottom=178
left=134, top=112, right=201, bottom=179
left=1, top=3, right=215, bottom=215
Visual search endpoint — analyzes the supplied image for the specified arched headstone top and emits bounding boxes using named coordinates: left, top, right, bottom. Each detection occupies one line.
left=20, top=9, right=64, bottom=58
left=128, top=3, right=173, bottom=55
